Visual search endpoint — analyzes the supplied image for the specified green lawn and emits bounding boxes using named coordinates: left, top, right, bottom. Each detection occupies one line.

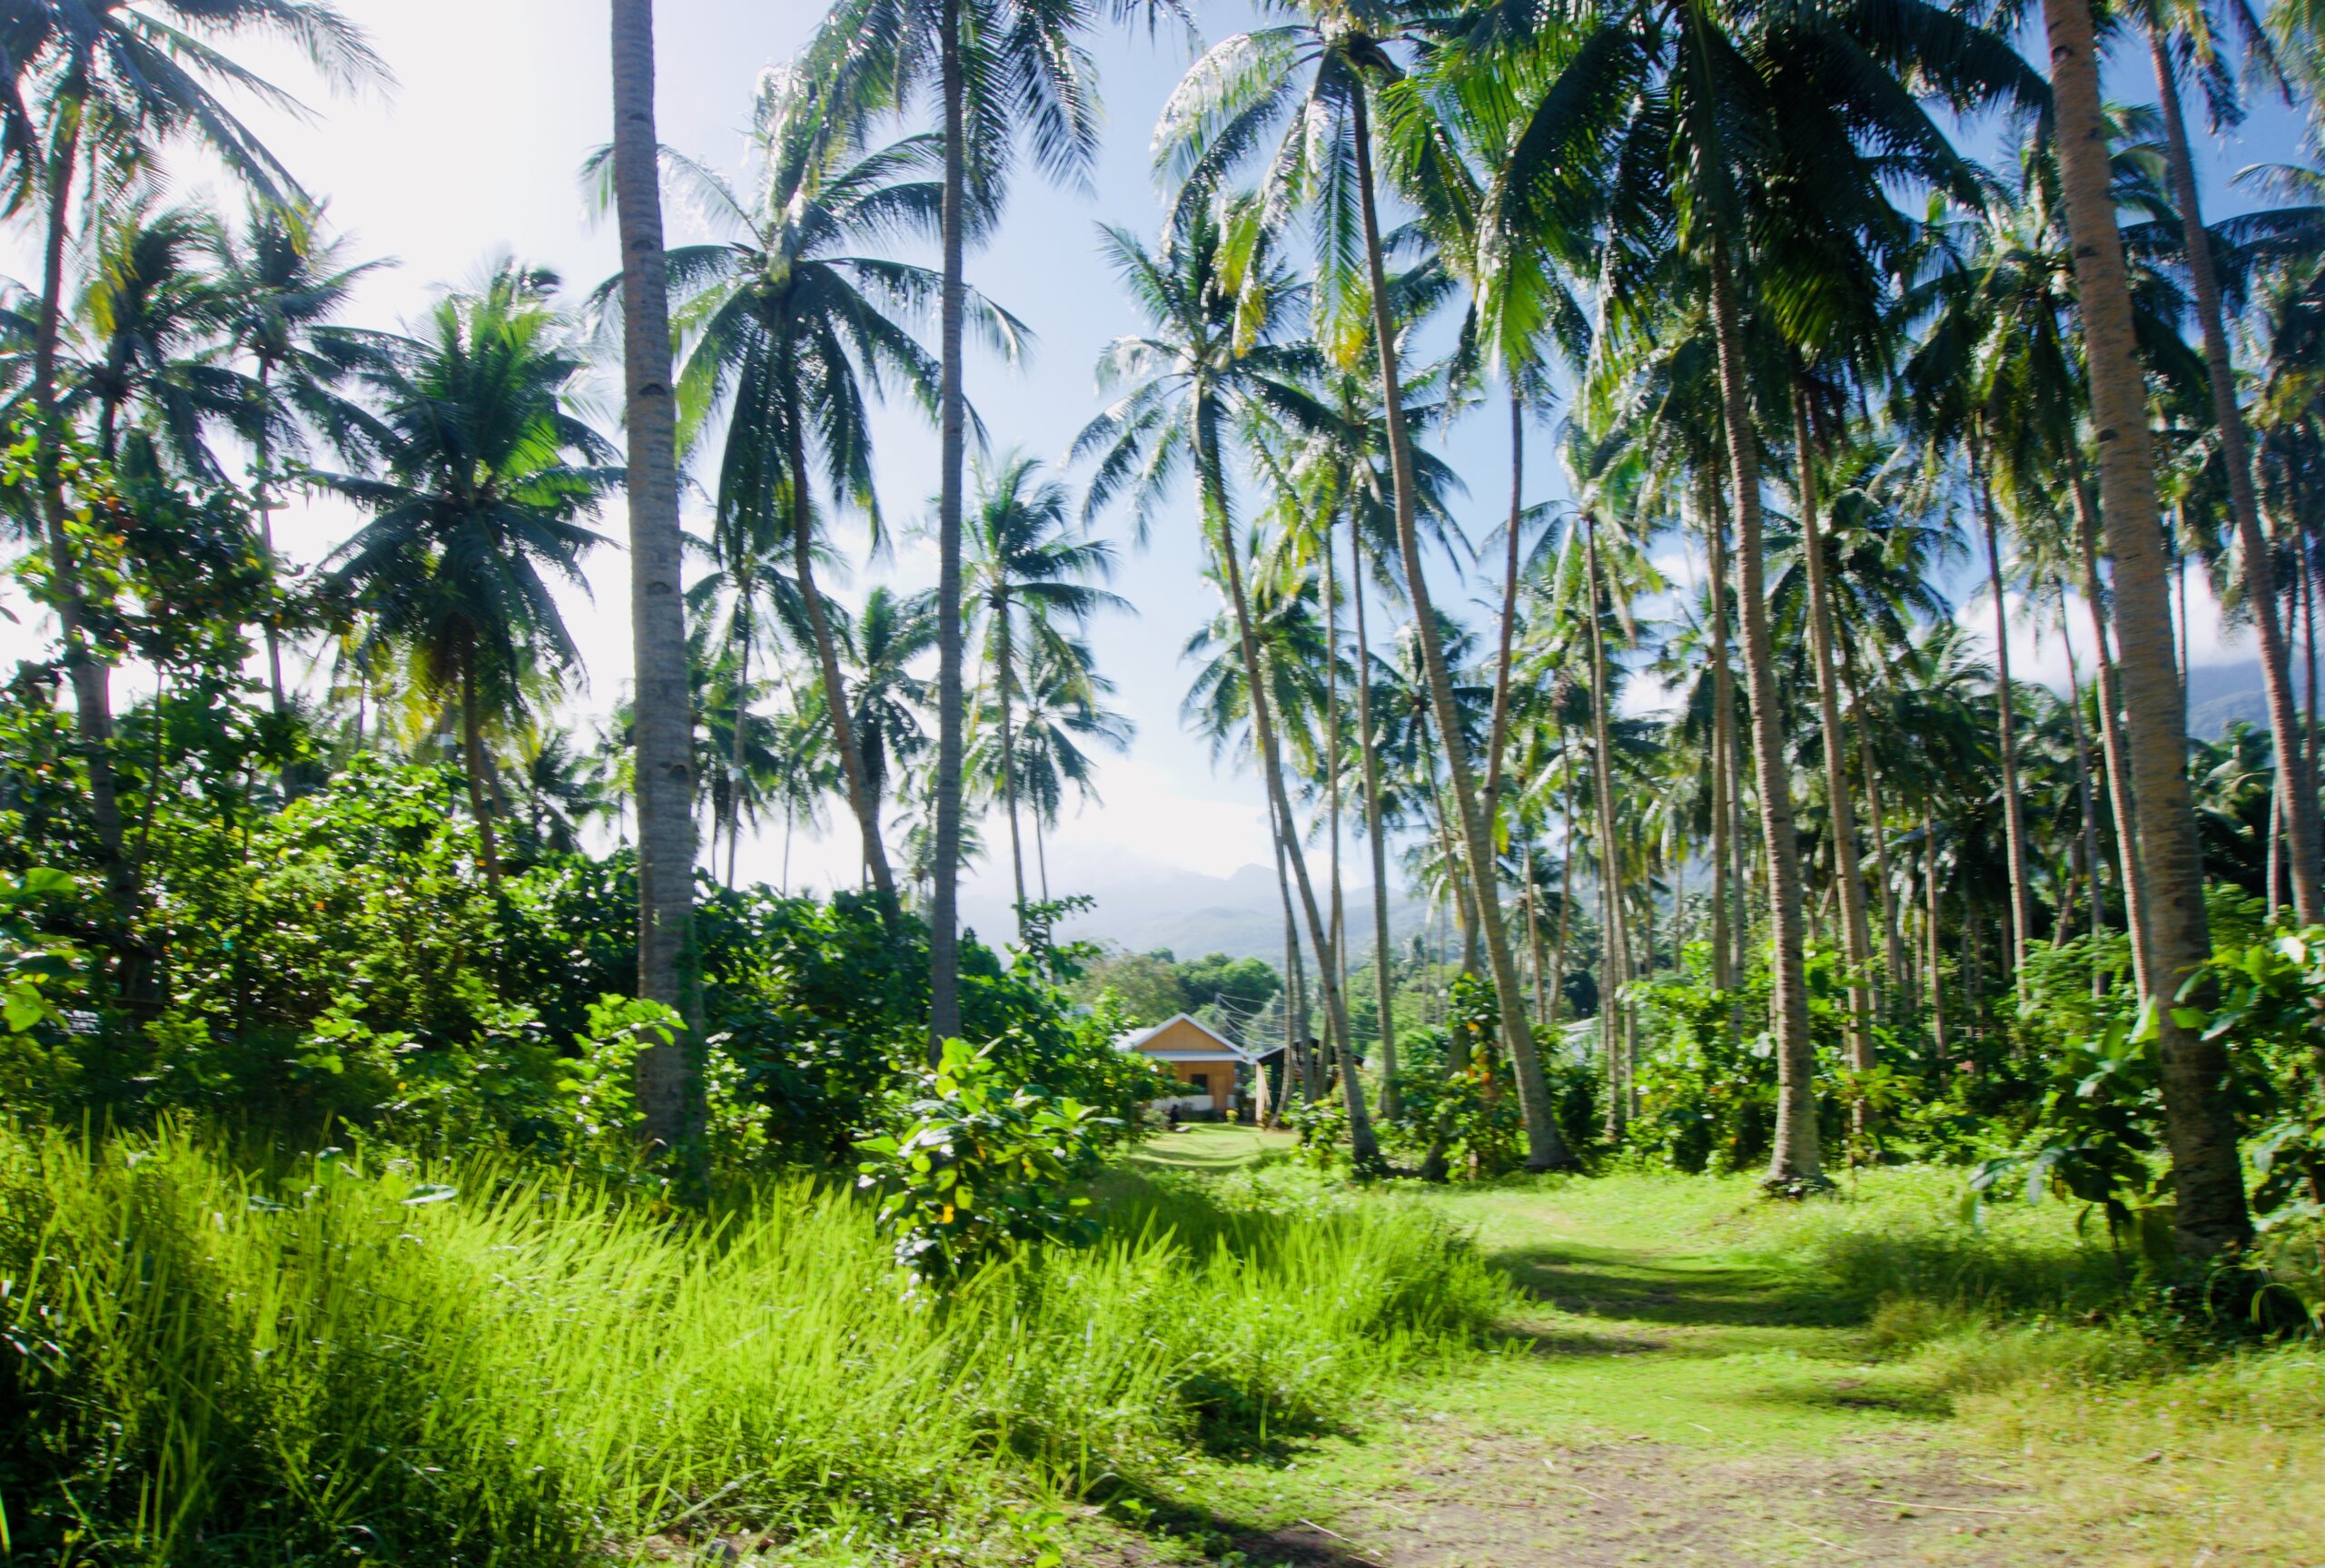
left=1088, top=1160, right=2323, bottom=1568
left=1123, top=1120, right=1300, bottom=1172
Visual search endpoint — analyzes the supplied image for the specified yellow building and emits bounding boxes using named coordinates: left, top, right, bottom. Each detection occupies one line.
left=1116, top=1013, right=1250, bottom=1119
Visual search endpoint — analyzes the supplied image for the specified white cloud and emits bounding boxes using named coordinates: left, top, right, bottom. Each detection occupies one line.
left=1967, top=572, right=2258, bottom=696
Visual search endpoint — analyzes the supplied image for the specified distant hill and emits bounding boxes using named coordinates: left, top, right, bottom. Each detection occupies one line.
left=2184, top=660, right=2268, bottom=740
left=959, top=861, right=1430, bottom=965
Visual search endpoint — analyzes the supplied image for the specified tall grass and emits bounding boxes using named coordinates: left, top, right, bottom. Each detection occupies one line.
left=0, top=1123, right=1508, bottom=1565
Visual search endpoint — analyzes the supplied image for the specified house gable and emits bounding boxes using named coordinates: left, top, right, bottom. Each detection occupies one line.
left=1116, top=1013, right=1245, bottom=1060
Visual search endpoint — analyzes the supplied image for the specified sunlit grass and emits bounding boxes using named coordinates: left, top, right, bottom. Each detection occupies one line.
left=0, top=1122, right=1506, bottom=1565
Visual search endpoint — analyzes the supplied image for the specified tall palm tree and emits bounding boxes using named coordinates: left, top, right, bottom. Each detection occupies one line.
left=1464, top=0, right=2037, bottom=1185
left=610, top=0, right=698, bottom=1151
left=1076, top=198, right=1388, bottom=1167
left=839, top=585, right=938, bottom=855
left=1008, top=636, right=1132, bottom=901
left=65, top=202, right=248, bottom=470
left=10, top=0, right=381, bottom=926
left=1156, top=2, right=1578, bottom=1169
left=213, top=198, right=392, bottom=715
left=806, top=0, right=1171, bottom=1048
left=648, top=67, right=1024, bottom=930
left=962, top=451, right=1125, bottom=923
left=2136, top=0, right=2320, bottom=924
left=2038, top=0, right=2252, bottom=1257
left=321, top=265, right=618, bottom=895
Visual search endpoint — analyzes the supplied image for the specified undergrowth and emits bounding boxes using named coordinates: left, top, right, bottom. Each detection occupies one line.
left=0, top=1122, right=1506, bottom=1566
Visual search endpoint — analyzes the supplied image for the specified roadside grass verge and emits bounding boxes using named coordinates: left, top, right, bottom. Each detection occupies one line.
left=0, top=1122, right=1506, bottom=1566
left=1433, top=1166, right=2325, bottom=1566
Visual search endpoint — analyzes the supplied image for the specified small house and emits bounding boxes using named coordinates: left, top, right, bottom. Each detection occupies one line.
left=1117, top=1013, right=1250, bottom=1119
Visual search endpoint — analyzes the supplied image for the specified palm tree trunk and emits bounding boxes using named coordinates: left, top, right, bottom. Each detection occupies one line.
left=787, top=394, right=903, bottom=928
left=1792, top=384, right=1876, bottom=1114
left=1324, top=523, right=1354, bottom=1105
left=1924, top=804, right=1948, bottom=1065
left=2303, top=528, right=2319, bottom=807
left=1273, top=817, right=1314, bottom=1100
left=2073, top=473, right=2152, bottom=991
left=1524, top=841, right=1541, bottom=1016
left=1352, top=524, right=1400, bottom=1113
left=2151, top=34, right=2321, bottom=924
left=1857, top=720, right=1904, bottom=1021
left=252, top=360, right=291, bottom=718
left=2056, top=598, right=2110, bottom=989
left=34, top=101, right=132, bottom=932
left=1485, top=386, right=1527, bottom=822
left=1586, top=513, right=1628, bottom=1139
left=997, top=589, right=1028, bottom=923
left=1712, top=478, right=1751, bottom=1033
left=727, top=596, right=751, bottom=889
left=1350, top=84, right=1569, bottom=1171
left=1549, top=764, right=1575, bottom=1033
left=1705, top=478, right=1736, bottom=996
left=612, top=0, right=699, bottom=1154
left=1202, top=410, right=1377, bottom=1162
left=2043, top=0, right=2249, bottom=1257
left=1706, top=242, right=1821, bottom=1188
left=1979, top=460, right=2033, bottom=991
left=928, top=0, right=970, bottom=1052
left=459, top=654, right=505, bottom=893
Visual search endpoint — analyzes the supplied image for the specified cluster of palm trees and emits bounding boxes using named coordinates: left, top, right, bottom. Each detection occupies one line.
left=6, top=0, right=2323, bottom=1238
left=714, top=0, right=2311, bottom=1248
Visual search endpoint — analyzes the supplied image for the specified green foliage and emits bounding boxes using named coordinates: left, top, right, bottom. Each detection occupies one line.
left=0, top=725, right=1145, bottom=1168
left=2183, top=926, right=2325, bottom=1238
left=1068, top=947, right=1282, bottom=1029
left=855, top=1038, right=1114, bottom=1284
left=1965, top=1014, right=2170, bottom=1257
left=1367, top=977, right=1599, bottom=1179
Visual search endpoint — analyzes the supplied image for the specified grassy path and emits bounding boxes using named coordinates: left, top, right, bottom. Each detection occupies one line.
left=1105, top=1127, right=2298, bottom=1568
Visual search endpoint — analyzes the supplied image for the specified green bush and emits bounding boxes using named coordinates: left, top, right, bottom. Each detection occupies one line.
left=0, top=757, right=1148, bottom=1169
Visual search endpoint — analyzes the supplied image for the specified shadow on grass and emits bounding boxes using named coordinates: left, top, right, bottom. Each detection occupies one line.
left=1094, top=1471, right=1383, bottom=1568
left=1738, top=1377, right=1956, bottom=1420
left=1490, top=1322, right=1672, bottom=1358
left=1486, top=1243, right=1865, bottom=1331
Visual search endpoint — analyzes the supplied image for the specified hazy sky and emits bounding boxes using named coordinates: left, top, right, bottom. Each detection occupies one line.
left=0, top=1, right=2307, bottom=919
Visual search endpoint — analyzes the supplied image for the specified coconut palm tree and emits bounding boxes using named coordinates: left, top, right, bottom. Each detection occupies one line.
left=213, top=198, right=394, bottom=715
left=1156, top=2, right=1573, bottom=1169
left=2135, top=0, right=2320, bottom=924
left=961, top=450, right=1126, bottom=924
left=648, top=68, right=1024, bottom=931
left=1007, top=636, right=1132, bottom=902
left=838, top=585, right=938, bottom=856
left=320, top=264, right=618, bottom=895
left=1958, top=5, right=2252, bottom=1246
left=610, top=0, right=698, bottom=1149
left=8, top=0, right=381, bottom=918
left=805, top=0, right=1174, bottom=1046
left=1076, top=196, right=1387, bottom=1166
left=1457, top=0, right=2038, bottom=1186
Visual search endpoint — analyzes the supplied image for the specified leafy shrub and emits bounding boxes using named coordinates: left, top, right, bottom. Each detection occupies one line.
left=855, top=1038, right=1117, bottom=1284
left=0, top=756, right=1144, bottom=1170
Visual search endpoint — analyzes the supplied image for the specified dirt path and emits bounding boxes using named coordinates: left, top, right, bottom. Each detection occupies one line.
left=1105, top=1171, right=2053, bottom=1568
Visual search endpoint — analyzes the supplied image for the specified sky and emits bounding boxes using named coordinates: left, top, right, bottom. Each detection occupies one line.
left=0, top=1, right=2311, bottom=921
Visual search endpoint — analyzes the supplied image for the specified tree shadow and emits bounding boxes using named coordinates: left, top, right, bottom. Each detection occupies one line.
left=1094, top=1474, right=1383, bottom=1568
left=1485, top=1242, right=1865, bottom=1330
left=1489, top=1321, right=1672, bottom=1358
left=1738, top=1378, right=1956, bottom=1420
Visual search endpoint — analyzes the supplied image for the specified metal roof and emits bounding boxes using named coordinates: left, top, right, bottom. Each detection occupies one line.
left=1113, top=1012, right=1253, bottom=1060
